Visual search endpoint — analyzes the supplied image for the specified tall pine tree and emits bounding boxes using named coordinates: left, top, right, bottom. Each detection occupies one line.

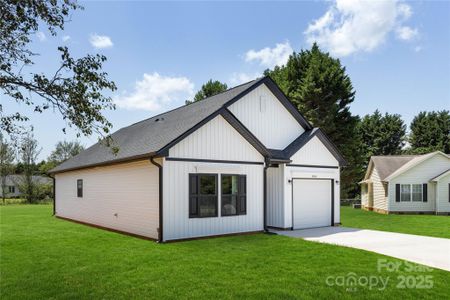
left=357, top=110, right=406, bottom=167
left=265, top=43, right=363, bottom=197
left=408, top=111, right=450, bottom=154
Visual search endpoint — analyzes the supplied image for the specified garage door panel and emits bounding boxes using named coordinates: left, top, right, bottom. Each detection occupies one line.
left=293, top=179, right=332, bottom=229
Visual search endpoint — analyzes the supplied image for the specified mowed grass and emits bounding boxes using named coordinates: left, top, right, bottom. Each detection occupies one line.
left=341, top=206, right=450, bottom=239
left=1, top=205, right=449, bottom=299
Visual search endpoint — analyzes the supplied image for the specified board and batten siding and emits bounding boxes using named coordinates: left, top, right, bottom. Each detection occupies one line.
left=55, top=160, right=159, bottom=239
left=290, top=136, right=339, bottom=167
left=165, top=114, right=264, bottom=241
left=267, top=165, right=285, bottom=228
left=163, top=161, right=263, bottom=241
left=436, top=173, right=450, bottom=213
left=388, top=154, right=449, bottom=212
left=228, top=84, right=305, bottom=150
left=369, top=167, right=388, bottom=211
left=169, top=115, right=263, bottom=162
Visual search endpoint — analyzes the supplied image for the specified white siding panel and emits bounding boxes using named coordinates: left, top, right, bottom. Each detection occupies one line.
left=228, top=84, right=305, bottom=149
left=163, top=160, right=263, bottom=241
left=267, top=165, right=285, bottom=228
left=284, top=166, right=340, bottom=227
left=371, top=167, right=388, bottom=211
left=389, top=154, right=450, bottom=212
left=436, top=173, right=450, bottom=213
left=55, top=160, right=159, bottom=239
left=290, top=136, right=339, bottom=166
left=169, top=115, right=263, bottom=162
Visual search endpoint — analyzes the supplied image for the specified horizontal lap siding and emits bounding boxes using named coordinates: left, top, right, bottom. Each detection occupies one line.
left=267, top=165, right=285, bottom=228
left=228, top=84, right=305, bottom=149
left=436, top=173, right=450, bottom=213
left=371, top=168, right=388, bottom=211
left=55, top=160, right=159, bottom=239
left=163, top=161, right=263, bottom=241
left=389, top=155, right=449, bottom=212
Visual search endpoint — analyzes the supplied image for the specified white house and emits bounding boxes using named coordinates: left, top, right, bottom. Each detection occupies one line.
left=50, top=77, right=346, bottom=242
left=360, top=152, right=450, bottom=215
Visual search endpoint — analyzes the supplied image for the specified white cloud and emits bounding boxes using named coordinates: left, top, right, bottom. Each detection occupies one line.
left=114, top=73, right=194, bottom=111
left=229, top=72, right=261, bottom=85
left=244, top=41, right=293, bottom=68
left=305, top=0, right=419, bottom=57
left=62, top=35, right=71, bottom=42
left=89, top=34, right=113, bottom=49
left=36, top=31, right=46, bottom=42
left=396, top=26, right=418, bottom=41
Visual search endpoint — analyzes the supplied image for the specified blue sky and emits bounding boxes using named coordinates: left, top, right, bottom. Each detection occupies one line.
left=4, top=0, right=450, bottom=160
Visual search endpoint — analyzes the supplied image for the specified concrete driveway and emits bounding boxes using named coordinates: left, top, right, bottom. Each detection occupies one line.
left=273, top=227, right=450, bottom=272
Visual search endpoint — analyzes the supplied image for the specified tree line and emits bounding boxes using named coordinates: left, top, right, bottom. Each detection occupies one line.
left=0, top=133, right=83, bottom=204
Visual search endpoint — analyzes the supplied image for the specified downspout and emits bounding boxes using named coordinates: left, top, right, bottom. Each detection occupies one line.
left=150, top=157, right=163, bottom=243
left=263, top=158, right=269, bottom=232
left=48, top=174, right=56, bottom=216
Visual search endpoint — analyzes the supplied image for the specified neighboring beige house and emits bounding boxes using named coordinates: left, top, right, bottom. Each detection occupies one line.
left=1, top=175, right=52, bottom=198
left=360, top=151, right=450, bottom=215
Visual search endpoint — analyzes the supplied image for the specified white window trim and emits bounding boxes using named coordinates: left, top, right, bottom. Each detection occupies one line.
left=400, top=184, right=423, bottom=202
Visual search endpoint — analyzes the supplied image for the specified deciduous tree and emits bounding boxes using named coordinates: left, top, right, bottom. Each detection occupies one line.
left=186, top=80, right=228, bottom=104
left=0, top=133, right=15, bottom=203
left=1, top=0, right=116, bottom=141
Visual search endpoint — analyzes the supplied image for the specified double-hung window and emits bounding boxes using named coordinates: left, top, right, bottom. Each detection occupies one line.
left=221, top=175, right=246, bottom=216
left=400, top=184, right=423, bottom=202
left=400, top=184, right=411, bottom=202
left=411, top=184, right=423, bottom=202
left=189, top=174, right=218, bottom=218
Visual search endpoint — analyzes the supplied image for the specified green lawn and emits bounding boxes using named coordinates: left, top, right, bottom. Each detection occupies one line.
left=341, top=206, right=450, bottom=239
left=1, top=205, right=449, bottom=299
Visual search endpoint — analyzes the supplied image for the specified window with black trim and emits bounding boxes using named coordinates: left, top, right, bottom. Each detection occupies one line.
left=77, top=179, right=83, bottom=198
left=221, top=174, right=246, bottom=216
left=189, top=174, right=217, bottom=218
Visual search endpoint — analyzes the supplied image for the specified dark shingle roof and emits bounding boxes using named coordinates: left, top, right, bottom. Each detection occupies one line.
left=371, top=155, right=419, bottom=181
left=50, top=79, right=262, bottom=173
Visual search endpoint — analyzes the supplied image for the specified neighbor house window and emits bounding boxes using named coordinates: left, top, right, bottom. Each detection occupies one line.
left=77, top=179, right=83, bottom=198
left=400, top=184, right=411, bottom=202
left=411, top=184, right=423, bottom=202
left=8, top=186, right=15, bottom=193
left=399, top=184, right=424, bottom=202
left=189, top=174, right=218, bottom=218
left=221, top=175, right=246, bottom=216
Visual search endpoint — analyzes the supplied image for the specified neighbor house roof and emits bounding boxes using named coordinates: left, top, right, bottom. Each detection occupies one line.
left=384, top=151, right=449, bottom=181
left=364, top=151, right=450, bottom=182
left=369, top=155, right=419, bottom=181
left=4, top=175, right=52, bottom=185
left=430, top=168, right=450, bottom=182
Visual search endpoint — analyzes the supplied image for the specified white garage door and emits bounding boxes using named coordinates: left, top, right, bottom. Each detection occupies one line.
left=292, top=179, right=333, bottom=229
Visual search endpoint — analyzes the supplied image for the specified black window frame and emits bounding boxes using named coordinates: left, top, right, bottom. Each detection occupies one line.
left=189, top=174, right=218, bottom=218
left=8, top=186, right=15, bottom=193
left=221, top=174, right=247, bottom=217
left=77, top=179, right=83, bottom=198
